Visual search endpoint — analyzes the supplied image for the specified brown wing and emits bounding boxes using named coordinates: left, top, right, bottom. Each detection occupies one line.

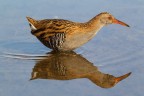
left=32, top=19, right=77, bottom=38
left=27, top=18, right=80, bottom=50
left=31, top=19, right=78, bottom=50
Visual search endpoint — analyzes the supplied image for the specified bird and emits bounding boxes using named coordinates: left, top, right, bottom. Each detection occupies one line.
left=26, top=12, right=129, bottom=51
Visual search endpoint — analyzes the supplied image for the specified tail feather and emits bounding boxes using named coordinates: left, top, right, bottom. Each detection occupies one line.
left=26, top=17, right=38, bottom=31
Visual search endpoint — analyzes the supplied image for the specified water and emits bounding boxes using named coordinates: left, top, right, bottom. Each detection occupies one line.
left=0, top=0, right=144, bottom=96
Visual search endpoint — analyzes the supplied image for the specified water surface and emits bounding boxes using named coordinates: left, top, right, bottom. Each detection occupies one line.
left=0, top=0, right=144, bottom=96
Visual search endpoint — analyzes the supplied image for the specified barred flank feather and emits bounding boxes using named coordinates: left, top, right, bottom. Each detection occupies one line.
left=37, top=32, right=66, bottom=51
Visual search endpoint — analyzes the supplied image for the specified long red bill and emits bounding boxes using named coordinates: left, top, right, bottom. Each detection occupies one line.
left=113, top=19, right=130, bottom=27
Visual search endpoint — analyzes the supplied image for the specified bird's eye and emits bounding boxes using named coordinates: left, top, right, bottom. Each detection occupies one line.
left=108, top=16, right=112, bottom=20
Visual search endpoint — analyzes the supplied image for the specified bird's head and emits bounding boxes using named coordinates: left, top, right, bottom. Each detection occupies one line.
left=97, top=12, right=129, bottom=27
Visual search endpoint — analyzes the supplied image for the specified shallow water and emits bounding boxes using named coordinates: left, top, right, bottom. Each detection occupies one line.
left=0, top=0, right=144, bottom=96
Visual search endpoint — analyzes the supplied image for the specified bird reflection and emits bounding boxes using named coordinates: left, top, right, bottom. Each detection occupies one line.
left=31, top=51, right=131, bottom=88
